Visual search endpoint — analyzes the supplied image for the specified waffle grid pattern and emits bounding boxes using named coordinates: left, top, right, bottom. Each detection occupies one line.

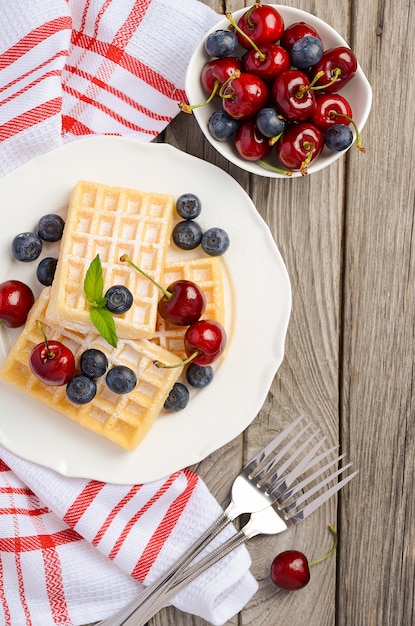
left=152, top=256, right=225, bottom=358
left=0, top=289, right=183, bottom=451
left=46, top=180, right=174, bottom=339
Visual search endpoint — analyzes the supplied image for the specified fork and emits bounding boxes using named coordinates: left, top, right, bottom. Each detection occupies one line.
left=98, top=417, right=354, bottom=626
left=97, top=415, right=322, bottom=626
left=122, top=444, right=356, bottom=625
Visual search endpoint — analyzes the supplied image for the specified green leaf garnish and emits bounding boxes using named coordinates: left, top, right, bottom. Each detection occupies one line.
left=84, top=254, right=105, bottom=304
left=90, top=307, right=118, bottom=348
left=84, top=254, right=118, bottom=347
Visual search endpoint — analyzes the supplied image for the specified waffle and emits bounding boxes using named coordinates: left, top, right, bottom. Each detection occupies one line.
left=152, top=256, right=226, bottom=359
left=0, top=288, right=183, bottom=451
left=46, top=180, right=174, bottom=340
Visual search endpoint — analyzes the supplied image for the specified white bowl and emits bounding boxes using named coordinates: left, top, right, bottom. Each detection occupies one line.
left=185, top=5, right=372, bottom=178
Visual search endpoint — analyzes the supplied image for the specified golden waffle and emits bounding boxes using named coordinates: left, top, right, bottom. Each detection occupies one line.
left=46, top=180, right=174, bottom=339
left=152, top=256, right=225, bottom=359
left=0, top=288, right=183, bottom=451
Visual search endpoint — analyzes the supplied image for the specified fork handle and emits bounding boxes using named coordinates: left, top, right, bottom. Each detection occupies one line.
left=97, top=510, right=231, bottom=626
left=121, top=528, right=250, bottom=625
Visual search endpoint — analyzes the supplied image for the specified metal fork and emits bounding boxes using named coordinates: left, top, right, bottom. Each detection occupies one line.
left=122, top=444, right=356, bottom=625
left=97, top=415, right=322, bottom=626
left=98, top=417, right=354, bottom=626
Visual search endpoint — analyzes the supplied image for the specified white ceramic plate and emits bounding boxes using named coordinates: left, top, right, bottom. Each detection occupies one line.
left=0, top=137, right=291, bottom=484
left=186, top=5, right=373, bottom=178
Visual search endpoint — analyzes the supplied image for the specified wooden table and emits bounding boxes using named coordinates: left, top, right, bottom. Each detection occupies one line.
left=145, top=1, right=415, bottom=625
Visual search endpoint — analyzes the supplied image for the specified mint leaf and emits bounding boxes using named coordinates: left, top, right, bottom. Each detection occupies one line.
left=90, top=307, right=118, bottom=348
left=84, top=254, right=104, bottom=304
left=84, top=254, right=118, bottom=347
left=91, top=296, right=108, bottom=308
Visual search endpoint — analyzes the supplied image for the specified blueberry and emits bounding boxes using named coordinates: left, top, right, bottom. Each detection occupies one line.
left=208, top=110, right=240, bottom=141
left=255, top=108, right=286, bottom=139
left=36, top=257, right=58, bottom=286
left=164, top=383, right=189, bottom=412
left=37, top=214, right=65, bottom=242
left=66, top=375, right=97, bottom=404
left=325, top=124, right=353, bottom=151
left=201, top=227, right=230, bottom=256
left=80, top=349, right=108, bottom=378
left=105, top=285, right=133, bottom=314
left=106, top=365, right=137, bottom=394
left=176, top=193, right=202, bottom=220
left=12, top=232, right=42, bottom=262
left=172, top=220, right=203, bottom=250
left=205, top=29, right=238, bottom=58
left=186, top=363, right=214, bottom=388
left=290, top=35, right=324, bottom=69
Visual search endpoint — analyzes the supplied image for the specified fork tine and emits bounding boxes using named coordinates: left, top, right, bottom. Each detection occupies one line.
left=288, top=469, right=358, bottom=524
left=278, top=448, right=345, bottom=504
left=282, top=461, right=353, bottom=512
left=244, top=414, right=307, bottom=476
left=260, top=433, right=327, bottom=496
left=251, top=425, right=321, bottom=483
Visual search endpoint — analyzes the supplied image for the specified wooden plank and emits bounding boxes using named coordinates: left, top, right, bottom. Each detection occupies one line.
left=338, top=0, right=415, bottom=624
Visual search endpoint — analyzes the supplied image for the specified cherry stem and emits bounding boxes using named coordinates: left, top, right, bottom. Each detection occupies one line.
left=154, top=350, right=199, bottom=369
left=268, top=130, right=285, bottom=146
left=312, top=67, right=342, bottom=91
left=309, top=524, right=338, bottom=567
left=226, top=12, right=266, bottom=61
left=259, top=160, right=292, bottom=176
left=300, top=141, right=315, bottom=176
left=37, top=322, right=54, bottom=359
left=179, top=80, right=221, bottom=114
left=120, top=254, right=172, bottom=299
left=329, top=111, right=366, bottom=152
left=296, top=69, right=341, bottom=99
left=218, top=70, right=241, bottom=98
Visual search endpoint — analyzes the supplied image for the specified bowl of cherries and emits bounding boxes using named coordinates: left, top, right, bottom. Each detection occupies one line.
left=183, top=3, right=372, bottom=178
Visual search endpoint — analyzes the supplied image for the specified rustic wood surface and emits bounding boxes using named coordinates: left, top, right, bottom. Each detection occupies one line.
left=98, top=1, right=415, bottom=625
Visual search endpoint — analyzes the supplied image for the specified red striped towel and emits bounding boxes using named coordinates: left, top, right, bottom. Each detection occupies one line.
left=0, top=0, right=219, bottom=176
left=0, top=1, right=258, bottom=624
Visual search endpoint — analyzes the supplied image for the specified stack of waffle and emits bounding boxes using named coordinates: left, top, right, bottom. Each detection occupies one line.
left=0, top=180, right=226, bottom=451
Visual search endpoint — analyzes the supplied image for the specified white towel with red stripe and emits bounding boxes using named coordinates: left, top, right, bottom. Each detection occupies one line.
left=0, top=1, right=259, bottom=625
left=0, top=0, right=220, bottom=177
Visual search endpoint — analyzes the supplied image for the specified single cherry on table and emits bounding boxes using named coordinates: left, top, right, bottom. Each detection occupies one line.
left=270, top=525, right=338, bottom=591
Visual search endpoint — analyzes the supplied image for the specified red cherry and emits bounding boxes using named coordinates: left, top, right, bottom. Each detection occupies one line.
left=270, top=525, right=338, bottom=591
left=270, top=550, right=310, bottom=590
left=280, top=21, right=322, bottom=53
left=309, top=46, right=358, bottom=93
left=201, top=57, right=243, bottom=94
left=276, top=122, right=324, bottom=175
left=158, top=280, right=206, bottom=326
left=234, top=119, right=271, bottom=161
left=0, top=279, right=35, bottom=328
left=184, top=319, right=226, bottom=366
left=222, top=72, right=269, bottom=120
left=120, top=255, right=205, bottom=326
left=310, top=93, right=353, bottom=131
left=242, top=43, right=290, bottom=83
left=30, top=329, right=75, bottom=386
left=234, top=5, right=284, bottom=49
left=271, top=69, right=317, bottom=121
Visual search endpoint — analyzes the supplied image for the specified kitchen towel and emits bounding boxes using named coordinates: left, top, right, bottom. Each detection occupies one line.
left=0, top=0, right=220, bottom=177
left=0, top=1, right=259, bottom=625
